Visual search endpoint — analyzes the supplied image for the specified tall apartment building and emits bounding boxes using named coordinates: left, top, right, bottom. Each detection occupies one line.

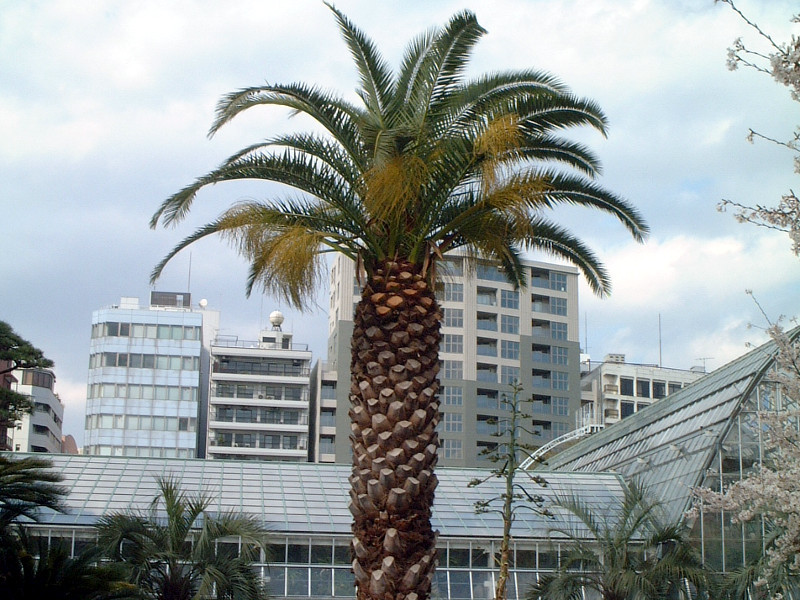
left=84, top=292, right=219, bottom=458
left=6, top=368, right=64, bottom=453
left=320, top=253, right=581, bottom=467
left=206, top=312, right=312, bottom=461
left=578, top=355, right=706, bottom=428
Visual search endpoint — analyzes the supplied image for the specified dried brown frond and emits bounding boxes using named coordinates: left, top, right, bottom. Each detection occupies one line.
left=361, top=154, right=428, bottom=226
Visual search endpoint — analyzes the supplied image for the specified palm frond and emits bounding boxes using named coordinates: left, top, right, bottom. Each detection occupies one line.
left=326, top=2, right=394, bottom=117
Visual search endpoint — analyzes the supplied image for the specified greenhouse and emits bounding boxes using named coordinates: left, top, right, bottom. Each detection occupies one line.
left=546, top=326, right=800, bottom=572
left=16, top=328, right=799, bottom=599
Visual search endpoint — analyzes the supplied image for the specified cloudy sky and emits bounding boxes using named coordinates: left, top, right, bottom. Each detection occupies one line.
left=2, top=0, right=798, bottom=446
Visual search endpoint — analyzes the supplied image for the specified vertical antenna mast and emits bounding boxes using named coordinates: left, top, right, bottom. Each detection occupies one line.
left=658, top=313, right=662, bottom=367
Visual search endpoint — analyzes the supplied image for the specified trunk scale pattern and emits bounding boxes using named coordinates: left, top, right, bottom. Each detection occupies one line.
left=349, top=258, right=442, bottom=600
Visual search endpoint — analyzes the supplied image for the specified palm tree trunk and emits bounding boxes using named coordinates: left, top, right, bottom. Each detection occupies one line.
left=349, top=258, right=441, bottom=600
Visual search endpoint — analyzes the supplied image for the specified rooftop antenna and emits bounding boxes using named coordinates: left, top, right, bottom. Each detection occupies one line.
left=187, top=252, right=192, bottom=293
left=658, top=313, right=662, bottom=367
left=583, top=312, right=588, bottom=355
left=696, top=357, right=713, bottom=372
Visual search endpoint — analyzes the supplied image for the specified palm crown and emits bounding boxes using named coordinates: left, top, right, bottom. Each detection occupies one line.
left=151, top=6, right=647, bottom=306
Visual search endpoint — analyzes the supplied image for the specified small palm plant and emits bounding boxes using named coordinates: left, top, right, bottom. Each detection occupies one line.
left=96, top=476, right=269, bottom=600
left=528, top=480, right=709, bottom=600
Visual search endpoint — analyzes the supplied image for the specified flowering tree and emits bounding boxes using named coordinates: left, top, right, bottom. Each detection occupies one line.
left=693, top=315, right=800, bottom=592
left=716, top=0, right=800, bottom=256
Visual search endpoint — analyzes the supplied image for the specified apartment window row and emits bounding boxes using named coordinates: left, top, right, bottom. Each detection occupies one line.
left=532, top=370, right=569, bottom=391
left=619, top=378, right=683, bottom=399
left=91, top=322, right=201, bottom=341
left=532, top=345, right=569, bottom=365
left=532, top=320, right=568, bottom=341
left=212, top=432, right=307, bottom=450
left=31, top=423, right=60, bottom=445
left=85, top=445, right=194, bottom=458
left=34, top=402, right=63, bottom=426
left=532, top=420, right=569, bottom=440
left=86, top=414, right=196, bottom=432
left=21, top=370, right=55, bottom=390
left=214, top=358, right=309, bottom=377
left=213, top=406, right=306, bottom=425
left=530, top=269, right=568, bottom=292
left=214, top=383, right=306, bottom=402
left=531, top=395, right=569, bottom=416
left=90, top=352, right=200, bottom=372
left=88, top=383, right=198, bottom=402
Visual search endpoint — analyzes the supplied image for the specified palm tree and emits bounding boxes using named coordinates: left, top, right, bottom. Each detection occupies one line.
left=528, top=480, right=709, bottom=600
left=3, top=533, right=136, bottom=600
left=0, top=455, right=65, bottom=551
left=96, top=476, right=269, bottom=600
left=0, top=455, right=66, bottom=591
left=150, top=7, right=648, bottom=600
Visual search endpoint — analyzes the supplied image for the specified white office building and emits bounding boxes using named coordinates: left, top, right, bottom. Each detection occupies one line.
left=7, top=368, right=64, bottom=453
left=320, top=253, right=582, bottom=466
left=84, top=292, right=219, bottom=458
left=578, top=354, right=706, bottom=428
left=207, top=312, right=312, bottom=461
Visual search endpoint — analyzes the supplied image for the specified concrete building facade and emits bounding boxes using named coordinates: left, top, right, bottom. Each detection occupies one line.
left=207, top=312, right=312, bottom=461
left=84, top=292, right=219, bottom=458
left=7, top=368, right=64, bottom=453
left=321, top=253, right=582, bottom=466
left=578, top=354, right=706, bottom=428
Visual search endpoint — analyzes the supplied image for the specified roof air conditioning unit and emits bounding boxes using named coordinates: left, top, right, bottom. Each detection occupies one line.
left=258, top=394, right=264, bottom=399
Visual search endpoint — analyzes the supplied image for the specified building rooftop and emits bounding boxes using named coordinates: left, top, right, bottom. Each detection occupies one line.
left=29, top=454, right=626, bottom=541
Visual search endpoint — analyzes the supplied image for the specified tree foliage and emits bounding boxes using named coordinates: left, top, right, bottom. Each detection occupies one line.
left=716, top=0, right=800, bottom=256
left=96, top=476, right=270, bottom=600
left=0, top=321, right=53, bottom=376
left=693, top=317, right=800, bottom=595
left=530, top=479, right=708, bottom=600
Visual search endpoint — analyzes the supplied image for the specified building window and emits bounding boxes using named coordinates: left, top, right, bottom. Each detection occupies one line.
left=442, top=439, right=463, bottom=459
left=477, top=338, right=497, bottom=357
left=552, top=371, right=569, bottom=391
left=553, top=397, right=569, bottom=416
left=636, top=379, right=651, bottom=398
left=652, top=381, right=666, bottom=399
left=443, top=308, right=463, bottom=328
left=501, top=340, right=520, bottom=360
left=552, top=346, right=568, bottom=365
left=550, top=272, right=567, bottom=291
left=668, top=382, right=682, bottom=394
left=500, top=289, right=519, bottom=309
left=477, top=263, right=506, bottom=282
left=443, top=334, right=463, bottom=354
left=476, top=287, right=497, bottom=306
left=552, top=421, right=569, bottom=438
left=319, top=436, right=335, bottom=454
left=320, top=409, right=336, bottom=428
left=443, top=283, right=464, bottom=302
left=551, top=322, right=567, bottom=340
left=476, top=313, right=497, bottom=331
left=441, top=386, right=463, bottom=406
left=477, top=389, right=498, bottom=409
left=620, top=377, right=634, bottom=396
left=532, top=395, right=551, bottom=414
left=501, top=365, right=520, bottom=385
left=442, top=258, right=464, bottom=276
left=621, top=401, right=635, bottom=419
left=443, top=413, right=463, bottom=433
left=442, top=360, right=463, bottom=379
left=550, top=297, right=567, bottom=316
left=501, top=315, right=519, bottom=334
